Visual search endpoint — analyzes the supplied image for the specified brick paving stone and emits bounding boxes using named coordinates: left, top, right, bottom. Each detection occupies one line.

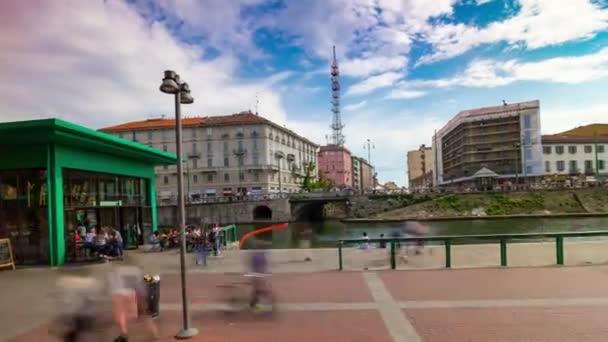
left=380, top=266, right=608, bottom=301
left=10, top=310, right=391, bottom=342
left=161, top=271, right=373, bottom=304
left=405, top=306, right=608, bottom=342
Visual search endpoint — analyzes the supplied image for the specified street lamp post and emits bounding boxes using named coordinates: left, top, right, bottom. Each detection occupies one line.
left=159, top=70, right=198, bottom=339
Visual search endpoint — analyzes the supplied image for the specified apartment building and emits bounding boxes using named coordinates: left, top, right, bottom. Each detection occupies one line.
left=407, top=144, right=433, bottom=190
left=542, top=124, right=608, bottom=177
left=432, top=100, right=543, bottom=186
left=352, top=157, right=361, bottom=193
left=317, top=145, right=352, bottom=188
left=358, top=157, right=375, bottom=193
left=101, top=112, right=318, bottom=202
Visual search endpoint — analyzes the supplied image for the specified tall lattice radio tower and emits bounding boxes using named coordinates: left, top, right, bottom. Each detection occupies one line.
left=330, top=45, right=345, bottom=146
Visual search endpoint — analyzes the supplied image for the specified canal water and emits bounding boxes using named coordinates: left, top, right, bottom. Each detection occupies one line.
left=239, top=216, right=608, bottom=249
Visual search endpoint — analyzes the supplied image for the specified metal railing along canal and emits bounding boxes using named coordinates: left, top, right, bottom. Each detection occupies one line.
left=337, top=230, right=608, bottom=270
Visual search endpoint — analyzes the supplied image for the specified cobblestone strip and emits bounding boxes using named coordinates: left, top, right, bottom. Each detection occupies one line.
left=363, top=272, right=422, bottom=342
left=400, top=297, right=608, bottom=309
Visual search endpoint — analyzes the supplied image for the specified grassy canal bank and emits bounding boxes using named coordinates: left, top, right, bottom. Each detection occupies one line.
left=367, top=189, right=608, bottom=221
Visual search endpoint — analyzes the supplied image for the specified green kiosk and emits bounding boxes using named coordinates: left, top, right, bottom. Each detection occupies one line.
left=0, top=118, right=176, bottom=266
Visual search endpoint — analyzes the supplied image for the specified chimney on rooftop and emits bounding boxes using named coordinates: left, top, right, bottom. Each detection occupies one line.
left=502, top=100, right=508, bottom=106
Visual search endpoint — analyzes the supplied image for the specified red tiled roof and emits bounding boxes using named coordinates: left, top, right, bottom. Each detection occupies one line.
left=100, top=111, right=318, bottom=147
left=542, top=134, right=608, bottom=144
left=100, top=112, right=270, bottom=132
left=558, top=124, right=608, bottom=137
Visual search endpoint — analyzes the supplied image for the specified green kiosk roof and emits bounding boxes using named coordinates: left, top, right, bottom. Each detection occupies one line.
left=0, top=118, right=176, bottom=165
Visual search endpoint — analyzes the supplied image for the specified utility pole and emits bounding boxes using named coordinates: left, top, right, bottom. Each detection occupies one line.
left=363, top=139, right=375, bottom=191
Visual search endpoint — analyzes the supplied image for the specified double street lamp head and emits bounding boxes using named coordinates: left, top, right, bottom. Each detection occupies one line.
left=160, top=70, right=194, bottom=104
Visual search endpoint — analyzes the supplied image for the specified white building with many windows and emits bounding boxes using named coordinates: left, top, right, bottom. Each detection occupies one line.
left=101, top=112, right=318, bottom=203
left=542, top=127, right=608, bottom=178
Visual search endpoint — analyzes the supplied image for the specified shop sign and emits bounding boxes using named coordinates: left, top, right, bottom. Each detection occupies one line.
left=100, top=200, right=122, bottom=207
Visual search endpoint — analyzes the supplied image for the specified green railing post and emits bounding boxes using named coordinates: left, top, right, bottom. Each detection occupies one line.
left=500, top=239, right=508, bottom=266
left=338, top=241, right=343, bottom=271
left=390, top=241, right=396, bottom=270
left=556, top=236, right=564, bottom=265
left=445, top=239, right=452, bottom=268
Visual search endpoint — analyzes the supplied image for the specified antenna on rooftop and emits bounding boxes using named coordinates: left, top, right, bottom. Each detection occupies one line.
left=255, top=92, right=260, bottom=116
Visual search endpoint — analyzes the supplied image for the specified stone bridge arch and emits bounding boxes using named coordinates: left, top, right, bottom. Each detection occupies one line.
left=253, top=205, right=273, bottom=220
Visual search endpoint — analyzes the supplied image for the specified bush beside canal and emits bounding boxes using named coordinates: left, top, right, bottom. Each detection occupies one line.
left=372, top=189, right=608, bottom=220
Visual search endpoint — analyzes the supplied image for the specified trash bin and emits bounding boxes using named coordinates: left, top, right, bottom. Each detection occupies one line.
left=144, top=274, right=161, bottom=318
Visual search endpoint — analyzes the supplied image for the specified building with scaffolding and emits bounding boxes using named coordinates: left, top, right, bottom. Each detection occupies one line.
left=432, top=100, right=543, bottom=188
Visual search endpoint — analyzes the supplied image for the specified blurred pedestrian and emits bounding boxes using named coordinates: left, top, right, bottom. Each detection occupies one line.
left=108, top=256, right=158, bottom=341
left=54, top=268, right=101, bottom=342
left=248, top=240, right=272, bottom=310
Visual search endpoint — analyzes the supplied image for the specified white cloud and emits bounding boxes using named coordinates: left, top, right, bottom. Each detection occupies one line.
left=345, top=72, right=403, bottom=96
left=343, top=100, right=368, bottom=111
left=0, top=0, right=288, bottom=128
left=341, top=55, right=408, bottom=78
left=476, top=0, right=493, bottom=4
left=421, top=0, right=608, bottom=64
left=403, top=47, right=608, bottom=91
left=385, top=89, right=427, bottom=99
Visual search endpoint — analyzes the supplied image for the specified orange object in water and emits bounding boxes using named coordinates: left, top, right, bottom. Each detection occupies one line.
left=239, top=223, right=288, bottom=248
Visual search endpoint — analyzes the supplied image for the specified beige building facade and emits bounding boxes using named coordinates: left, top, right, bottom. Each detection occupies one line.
left=101, top=112, right=318, bottom=203
left=407, top=144, right=433, bottom=190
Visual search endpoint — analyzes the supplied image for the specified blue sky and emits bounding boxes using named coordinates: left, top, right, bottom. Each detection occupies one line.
left=2, top=0, right=608, bottom=185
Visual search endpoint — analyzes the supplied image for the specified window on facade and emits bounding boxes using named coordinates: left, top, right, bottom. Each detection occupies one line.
left=206, top=128, right=212, bottom=136
left=524, top=148, right=532, bottom=160
left=224, top=173, right=229, bottom=182
left=238, top=156, right=244, bottom=167
left=224, top=157, right=229, bottom=167
left=569, top=160, right=578, bottom=173
left=192, top=159, right=197, bottom=169
left=252, top=154, right=259, bottom=165
left=585, top=160, right=593, bottom=172
left=191, top=128, right=197, bottom=139
left=239, top=172, right=244, bottom=181
left=568, top=146, right=577, bottom=154
left=207, top=174, right=213, bottom=182
left=270, top=173, right=275, bottom=181
left=253, top=139, right=258, bottom=150
left=207, top=158, right=212, bottom=168
left=545, top=161, right=551, bottom=173
left=543, top=146, right=552, bottom=154
left=193, top=175, right=198, bottom=183
left=584, top=145, right=592, bottom=153
left=523, top=114, right=531, bottom=129
left=147, top=131, right=153, bottom=141
left=163, top=176, right=169, bottom=185
left=192, top=143, right=197, bottom=153
left=599, top=145, right=605, bottom=153
left=523, top=131, right=531, bottom=145
left=238, top=140, right=243, bottom=150
left=600, top=160, right=606, bottom=170
left=163, top=144, right=167, bottom=152
left=525, top=166, right=532, bottom=174
left=557, top=160, right=565, bottom=172
left=556, top=146, right=564, bottom=154
left=223, top=141, right=229, bottom=152
left=254, top=172, right=260, bottom=181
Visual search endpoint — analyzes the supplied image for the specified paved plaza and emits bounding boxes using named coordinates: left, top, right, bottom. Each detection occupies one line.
left=4, top=241, right=608, bottom=341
